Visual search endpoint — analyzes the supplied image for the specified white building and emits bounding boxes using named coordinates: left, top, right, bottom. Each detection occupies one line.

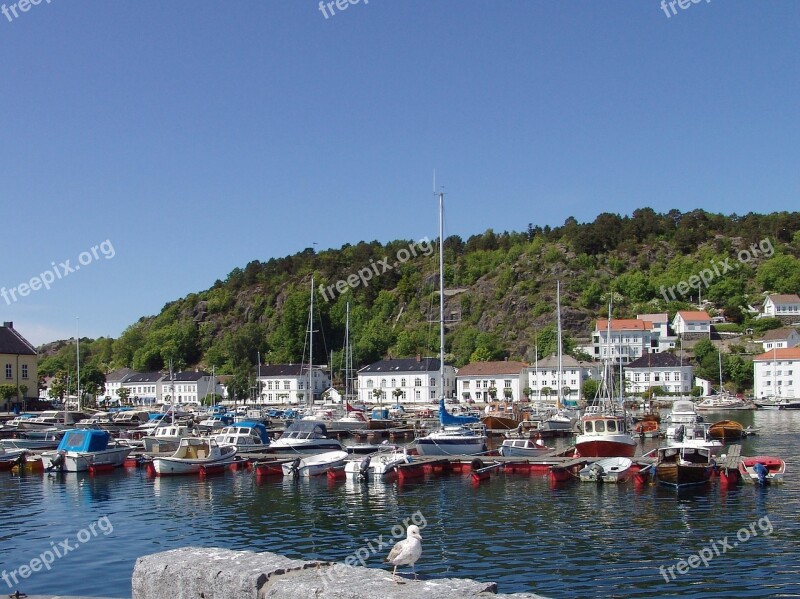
left=166, top=371, right=218, bottom=405
left=357, top=357, right=455, bottom=405
left=592, top=319, right=657, bottom=365
left=758, top=328, right=800, bottom=352
left=103, top=368, right=134, bottom=403
left=122, top=372, right=165, bottom=405
left=624, top=353, right=694, bottom=395
left=637, top=313, right=677, bottom=352
left=762, top=294, right=800, bottom=319
left=525, top=354, right=602, bottom=405
left=257, top=364, right=331, bottom=405
left=753, top=347, right=800, bottom=399
left=672, top=311, right=711, bottom=337
left=456, top=360, right=527, bottom=403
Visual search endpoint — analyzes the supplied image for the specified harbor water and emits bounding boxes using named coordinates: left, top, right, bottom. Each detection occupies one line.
left=1, top=410, right=799, bottom=598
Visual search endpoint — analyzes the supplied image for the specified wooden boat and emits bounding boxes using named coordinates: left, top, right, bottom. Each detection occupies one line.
left=481, top=414, right=520, bottom=431
left=282, top=450, right=349, bottom=477
left=655, top=446, right=714, bottom=488
left=578, top=457, right=633, bottom=483
left=151, top=438, right=237, bottom=476
left=41, top=429, right=133, bottom=472
left=632, top=419, right=661, bottom=438
left=738, top=456, right=785, bottom=485
left=708, top=420, right=744, bottom=441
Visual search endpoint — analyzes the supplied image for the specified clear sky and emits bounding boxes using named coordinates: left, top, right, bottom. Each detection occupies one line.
left=1, top=1, right=798, bottom=346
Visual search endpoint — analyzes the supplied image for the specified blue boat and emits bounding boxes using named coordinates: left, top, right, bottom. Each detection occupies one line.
left=41, top=429, right=132, bottom=472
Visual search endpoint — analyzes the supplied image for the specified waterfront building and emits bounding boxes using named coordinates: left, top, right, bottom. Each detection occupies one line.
left=357, top=356, right=455, bottom=404
left=753, top=347, right=800, bottom=399
left=672, top=311, right=711, bottom=338
left=0, top=321, right=37, bottom=410
left=758, top=327, right=800, bottom=352
left=456, top=360, right=528, bottom=403
left=524, top=354, right=602, bottom=404
left=121, top=372, right=165, bottom=405
left=257, top=364, right=331, bottom=405
left=103, top=368, right=135, bottom=403
left=624, top=352, right=694, bottom=395
left=168, top=371, right=218, bottom=405
left=637, top=313, right=678, bottom=352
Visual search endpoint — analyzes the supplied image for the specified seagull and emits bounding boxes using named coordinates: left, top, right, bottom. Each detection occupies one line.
left=384, top=524, right=423, bottom=581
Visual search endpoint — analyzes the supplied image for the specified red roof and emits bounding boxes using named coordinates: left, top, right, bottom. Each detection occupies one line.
left=595, top=319, right=650, bottom=332
left=754, top=348, right=800, bottom=361
left=676, top=311, right=711, bottom=322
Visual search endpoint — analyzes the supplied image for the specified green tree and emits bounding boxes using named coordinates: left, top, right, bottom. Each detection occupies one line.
left=0, top=384, right=17, bottom=407
left=756, top=255, right=800, bottom=294
left=116, top=387, right=131, bottom=404
left=582, top=379, right=600, bottom=401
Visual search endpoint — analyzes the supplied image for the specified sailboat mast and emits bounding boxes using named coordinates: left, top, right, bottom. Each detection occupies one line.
left=345, top=302, right=352, bottom=405
left=169, top=359, right=175, bottom=425
left=556, top=280, right=563, bottom=410
left=76, top=318, right=81, bottom=412
left=309, top=276, right=314, bottom=408
left=438, top=191, right=445, bottom=399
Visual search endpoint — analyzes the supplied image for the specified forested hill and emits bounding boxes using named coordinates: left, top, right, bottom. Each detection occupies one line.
left=39, top=209, right=800, bottom=391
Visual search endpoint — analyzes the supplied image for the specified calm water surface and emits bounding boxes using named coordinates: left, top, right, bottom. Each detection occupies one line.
left=1, top=410, right=799, bottom=598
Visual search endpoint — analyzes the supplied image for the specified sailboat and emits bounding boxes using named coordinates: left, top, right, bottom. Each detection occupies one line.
left=415, top=191, right=487, bottom=457
left=540, top=281, right=579, bottom=433
left=574, top=301, right=636, bottom=458
left=696, top=352, right=752, bottom=410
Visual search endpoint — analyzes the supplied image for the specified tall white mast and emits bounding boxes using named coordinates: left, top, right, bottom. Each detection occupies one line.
left=345, top=302, right=352, bottom=405
left=556, top=280, right=563, bottom=410
left=438, top=191, right=445, bottom=400
left=76, top=317, right=81, bottom=412
left=309, top=276, right=314, bottom=408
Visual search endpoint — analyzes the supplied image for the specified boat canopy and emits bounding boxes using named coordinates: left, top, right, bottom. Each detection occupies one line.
left=371, top=408, right=389, bottom=420
left=234, top=421, right=270, bottom=443
left=57, top=429, right=111, bottom=453
left=282, top=420, right=329, bottom=436
left=438, top=399, right=478, bottom=425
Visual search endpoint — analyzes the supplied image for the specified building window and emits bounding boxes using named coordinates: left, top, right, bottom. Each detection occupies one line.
left=283, top=381, right=290, bottom=390
left=391, top=378, right=396, bottom=387
left=464, top=381, right=471, bottom=389
left=415, top=390, right=421, bottom=400
left=5, top=364, right=11, bottom=379
left=400, top=378, right=406, bottom=387
left=21, top=364, right=28, bottom=379
left=367, top=380, right=373, bottom=388
left=430, top=378, right=436, bottom=387
left=430, top=390, right=436, bottom=399
left=381, top=379, right=387, bottom=388
left=414, top=378, right=422, bottom=387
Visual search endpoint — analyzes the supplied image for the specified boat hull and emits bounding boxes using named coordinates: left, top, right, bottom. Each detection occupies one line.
left=152, top=451, right=237, bottom=476
left=574, top=437, right=636, bottom=458
left=415, top=437, right=486, bottom=456
left=656, top=463, right=712, bottom=488
left=481, top=415, right=519, bottom=430
left=738, top=456, right=785, bottom=485
left=708, top=420, right=744, bottom=441
left=282, top=450, right=349, bottom=477
left=41, top=447, right=133, bottom=472
left=579, top=458, right=633, bottom=483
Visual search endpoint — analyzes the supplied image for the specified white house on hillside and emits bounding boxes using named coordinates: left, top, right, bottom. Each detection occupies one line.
left=762, top=294, right=800, bottom=319
left=672, top=311, right=711, bottom=337
left=456, top=360, right=527, bottom=402
left=753, top=347, right=800, bottom=399
left=592, top=319, right=656, bottom=365
left=357, top=357, right=455, bottom=404
left=759, top=328, right=800, bottom=352
left=637, top=313, right=677, bottom=352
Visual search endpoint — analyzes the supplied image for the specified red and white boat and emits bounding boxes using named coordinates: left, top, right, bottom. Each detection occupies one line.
left=575, top=412, right=636, bottom=458
left=738, top=456, right=785, bottom=485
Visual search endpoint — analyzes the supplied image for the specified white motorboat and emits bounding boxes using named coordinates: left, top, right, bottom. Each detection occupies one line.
left=344, top=450, right=412, bottom=480
left=282, top=450, right=349, bottom=477
left=665, top=400, right=702, bottom=439
left=41, top=429, right=132, bottom=472
left=17, top=410, right=90, bottom=431
left=0, top=446, right=28, bottom=468
left=209, top=422, right=271, bottom=453
left=0, top=430, right=63, bottom=450
left=142, top=423, right=193, bottom=453
left=151, top=438, right=237, bottom=476
left=416, top=423, right=487, bottom=456
left=270, top=421, right=343, bottom=453
left=668, top=423, right=724, bottom=456
left=498, top=437, right=552, bottom=458
left=696, top=395, right=753, bottom=411
left=578, top=457, right=633, bottom=483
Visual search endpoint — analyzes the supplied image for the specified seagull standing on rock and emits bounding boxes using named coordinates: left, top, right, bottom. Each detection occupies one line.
left=384, top=524, right=423, bottom=581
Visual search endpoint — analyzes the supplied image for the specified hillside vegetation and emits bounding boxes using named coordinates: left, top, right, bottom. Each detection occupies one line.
left=39, top=209, right=800, bottom=396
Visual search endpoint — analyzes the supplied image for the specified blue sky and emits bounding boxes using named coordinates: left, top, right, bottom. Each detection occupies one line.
left=1, top=1, right=798, bottom=346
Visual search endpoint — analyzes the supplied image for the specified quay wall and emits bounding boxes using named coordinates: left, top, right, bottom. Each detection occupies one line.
left=132, top=547, right=550, bottom=599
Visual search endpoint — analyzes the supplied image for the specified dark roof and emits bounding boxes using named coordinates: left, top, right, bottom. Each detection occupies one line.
left=0, top=324, right=36, bottom=356
left=124, top=372, right=165, bottom=383
left=257, top=364, right=315, bottom=377
left=172, top=371, right=211, bottom=382
left=358, top=358, right=446, bottom=374
left=105, top=368, right=135, bottom=383
left=759, top=328, right=799, bottom=341
left=627, top=353, right=687, bottom=369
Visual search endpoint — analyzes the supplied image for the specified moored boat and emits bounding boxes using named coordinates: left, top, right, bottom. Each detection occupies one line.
left=708, top=419, right=744, bottom=441
left=0, top=446, right=28, bottom=470
left=738, top=456, right=785, bottom=485
left=574, top=412, right=636, bottom=458
left=632, top=419, right=661, bottom=438
left=282, top=450, right=349, bottom=477
left=151, top=438, right=237, bottom=476
left=344, top=450, right=412, bottom=480
left=578, top=457, right=633, bottom=484
left=209, top=421, right=270, bottom=453
left=654, top=446, right=714, bottom=488
left=41, top=429, right=132, bottom=473
left=665, top=400, right=702, bottom=439
left=270, top=421, right=344, bottom=453
left=498, top=437, right=552, bottom=458
left=142, top=423, right=193, bottom=453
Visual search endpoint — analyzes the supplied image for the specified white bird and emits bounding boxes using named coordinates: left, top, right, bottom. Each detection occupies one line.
left=384, top=524, right=423, bottom=581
